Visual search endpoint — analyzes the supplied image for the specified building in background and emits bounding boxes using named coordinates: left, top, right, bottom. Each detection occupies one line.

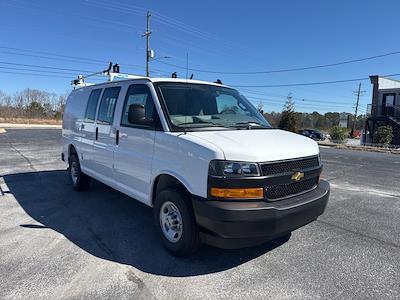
left=339, top=113, right=350, bottom=128
left=364, top=76, right=400, bottom=145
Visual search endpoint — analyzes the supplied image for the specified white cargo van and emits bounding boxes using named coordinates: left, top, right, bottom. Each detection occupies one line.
left=62, top=75, right=329, bottom=256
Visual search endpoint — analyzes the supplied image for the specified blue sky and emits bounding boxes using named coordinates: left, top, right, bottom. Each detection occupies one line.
left=1, top=0, right=400, bottom=113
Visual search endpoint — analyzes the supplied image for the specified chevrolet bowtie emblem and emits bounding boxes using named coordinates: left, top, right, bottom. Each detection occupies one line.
left=291, top=171, right=304, bottom=181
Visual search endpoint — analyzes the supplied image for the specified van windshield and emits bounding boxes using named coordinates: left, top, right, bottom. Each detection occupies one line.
left=154, top=82, right=271, bottom=131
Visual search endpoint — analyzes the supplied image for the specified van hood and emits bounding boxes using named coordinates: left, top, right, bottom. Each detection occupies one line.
left=187, top=129, right=319, bottom=162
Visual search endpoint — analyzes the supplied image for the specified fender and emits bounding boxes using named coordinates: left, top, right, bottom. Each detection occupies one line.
left=150, top=170, right=194, bottom=206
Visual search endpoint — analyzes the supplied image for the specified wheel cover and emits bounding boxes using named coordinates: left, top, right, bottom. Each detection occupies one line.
left=159, top=201, right=183, bottom=243
left=70, top=160, right=79, bottom=184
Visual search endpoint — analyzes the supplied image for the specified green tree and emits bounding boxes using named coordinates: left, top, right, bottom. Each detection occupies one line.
left=329, top=125, right=347, bottom=144
left=27, top=101, right=45, bottom=118
left=374, top=125, right=393, bottom=146
left=315, top=115, right=327, bottom=129
left=263, top=111, right=281, bottom=128
left=324, top=112, right=340, bottom=128
left=278, top=94, right=297, bottom=132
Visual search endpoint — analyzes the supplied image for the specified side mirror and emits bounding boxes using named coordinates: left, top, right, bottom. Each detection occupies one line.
left=128, top=104, right=153, bottom=126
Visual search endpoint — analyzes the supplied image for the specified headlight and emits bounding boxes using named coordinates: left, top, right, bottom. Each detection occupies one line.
left=209, top=160, right=261, bottom=177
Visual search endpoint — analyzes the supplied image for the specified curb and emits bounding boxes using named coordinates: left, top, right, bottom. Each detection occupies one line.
left=318, top=142, right=400, bottom=154
left=0, top=123, right=61, bottom=129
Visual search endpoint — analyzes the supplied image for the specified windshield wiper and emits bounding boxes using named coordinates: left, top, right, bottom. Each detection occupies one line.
left=177, top=121, right=226, bottom=127
left=231, top=121, right=270, bottom=129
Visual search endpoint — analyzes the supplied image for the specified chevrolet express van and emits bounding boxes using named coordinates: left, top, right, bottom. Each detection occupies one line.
left=62, top=76, right=330, bottom=256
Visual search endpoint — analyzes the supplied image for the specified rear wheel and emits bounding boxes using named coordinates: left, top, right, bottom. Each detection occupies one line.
left=69, top=153, right=91, bottom=191
left=154, top=188, right=200, bottom=256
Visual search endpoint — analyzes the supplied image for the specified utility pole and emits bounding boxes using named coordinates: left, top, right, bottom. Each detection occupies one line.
left=350, top=82, right=364, bottom=137
left=186, top=53, right=189, bottom=79
left=143, top=11, right=152, bottom=77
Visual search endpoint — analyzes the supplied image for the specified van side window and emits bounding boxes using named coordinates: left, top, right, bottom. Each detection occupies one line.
left=121, top=84, right=155, bottom=126
left=84, top=89, right=102, bottom=121
left=97, top=87, right=121, bottom=124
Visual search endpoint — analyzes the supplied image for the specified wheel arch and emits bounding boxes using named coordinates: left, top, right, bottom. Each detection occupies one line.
left=67, top=143, right=81, bottom=163
left=68, top=144, right=77, bottom=160
left=151, top=172, right=192, bottom=207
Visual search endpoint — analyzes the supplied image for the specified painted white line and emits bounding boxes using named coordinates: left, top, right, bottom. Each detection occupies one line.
left=330, top=183, right=400, bottom=198
left=0, top=177, right=10, bottom=196
left=0, top=123, right=61, bottom=129
left=319, top=145, right=331, bottom=149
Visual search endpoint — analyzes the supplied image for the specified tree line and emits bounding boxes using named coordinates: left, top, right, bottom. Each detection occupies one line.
left=260, top=98, right=366, bottom=132
left=0, top=88, right=68, bottom=121
left=0, top=88, right=366, bottom=132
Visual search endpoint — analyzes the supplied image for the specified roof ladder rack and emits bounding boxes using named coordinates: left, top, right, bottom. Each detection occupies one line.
left=71, top=62, right=143, bottom=89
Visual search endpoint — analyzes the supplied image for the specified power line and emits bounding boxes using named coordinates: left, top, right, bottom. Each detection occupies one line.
left=0, top=46, right=123, bottom=65
left=91, top=0, right=226, bottom=44
left=156, top=50, right=400, bottom=75
left=244, top=95, right=357, bottom=108
left=240, top=89, right=358, bottom=106
left=9, top=0, right=400, bottom=80
left=0, top=46, right=170, bottom=74
left=0, top=66, right=81, bottom=76
left=252, top=98, right=356, bottom=113
left=0, top=49, right=110, bottom=67
left=247, top=97, right=358, bottom=111
left=86, top=0, right=272, bottom=65
left=0, top=61, right=95, bottom=73
left=7, top=0, right=143, bottom=32
left=0, top=70, right=75, bottom=79
left=231, top=73, right=400, bottom=88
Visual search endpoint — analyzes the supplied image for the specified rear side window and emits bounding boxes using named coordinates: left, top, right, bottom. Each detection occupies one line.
left=121, top=84, right=155, bottom=126
left=97, top=87, right=121, bottom=124
left=84, top=89, right=102, bottom=121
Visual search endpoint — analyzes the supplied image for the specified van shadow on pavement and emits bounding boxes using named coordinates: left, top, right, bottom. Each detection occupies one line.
left=4, top=170, right=290, bottom=277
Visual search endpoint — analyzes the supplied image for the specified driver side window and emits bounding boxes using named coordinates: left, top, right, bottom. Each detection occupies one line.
left=216, top=94, right=248, bottom=115
left=121, top=84, right=156, bottom=127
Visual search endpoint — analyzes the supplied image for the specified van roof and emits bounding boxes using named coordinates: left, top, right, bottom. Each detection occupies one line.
left=74, top=76, right=230, bottom=89
left=150, top=77, right=227, bottom=87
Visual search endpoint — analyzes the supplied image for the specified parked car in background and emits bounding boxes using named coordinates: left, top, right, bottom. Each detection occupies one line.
left=299, top=129, right=326, bottom=141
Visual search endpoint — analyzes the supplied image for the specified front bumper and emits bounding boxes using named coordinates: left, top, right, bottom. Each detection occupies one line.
left=192, top=180, right=330, bottom=249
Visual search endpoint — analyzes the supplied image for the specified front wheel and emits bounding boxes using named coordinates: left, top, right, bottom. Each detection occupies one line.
left=69, top=153, right=91, bottom=191
left=153, top=188, right=200, bottom=256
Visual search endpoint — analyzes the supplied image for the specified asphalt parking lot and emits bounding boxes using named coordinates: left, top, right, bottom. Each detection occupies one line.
left=0, top=129, right=399, bottom=299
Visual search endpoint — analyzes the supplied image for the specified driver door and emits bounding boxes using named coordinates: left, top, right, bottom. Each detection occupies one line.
left=113, top=84, right=158, bottom=204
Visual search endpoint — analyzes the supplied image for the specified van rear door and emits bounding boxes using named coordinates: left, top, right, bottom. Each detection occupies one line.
left=80, top=88, right=102, bottom=171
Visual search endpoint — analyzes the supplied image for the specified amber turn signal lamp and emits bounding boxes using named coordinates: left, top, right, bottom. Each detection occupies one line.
left=210, top=187, right=264, bottom=199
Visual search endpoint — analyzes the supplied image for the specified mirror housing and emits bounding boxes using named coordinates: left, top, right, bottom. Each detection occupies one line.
left=128, top=104, right=153, bottom=126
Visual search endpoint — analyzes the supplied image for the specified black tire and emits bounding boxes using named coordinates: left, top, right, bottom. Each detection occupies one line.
left=153, top=188, right=200, bottom=256
left=69, top=153, right=91, bottom=191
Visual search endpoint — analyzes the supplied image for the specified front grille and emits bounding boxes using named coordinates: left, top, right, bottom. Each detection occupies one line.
left=265, top=177, right=318, bottom=200
left=260, top=156, right=319, bottom=176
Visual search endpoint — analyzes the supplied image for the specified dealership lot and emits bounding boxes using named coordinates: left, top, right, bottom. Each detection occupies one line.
left=0, top=129, right=399, bottom=299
